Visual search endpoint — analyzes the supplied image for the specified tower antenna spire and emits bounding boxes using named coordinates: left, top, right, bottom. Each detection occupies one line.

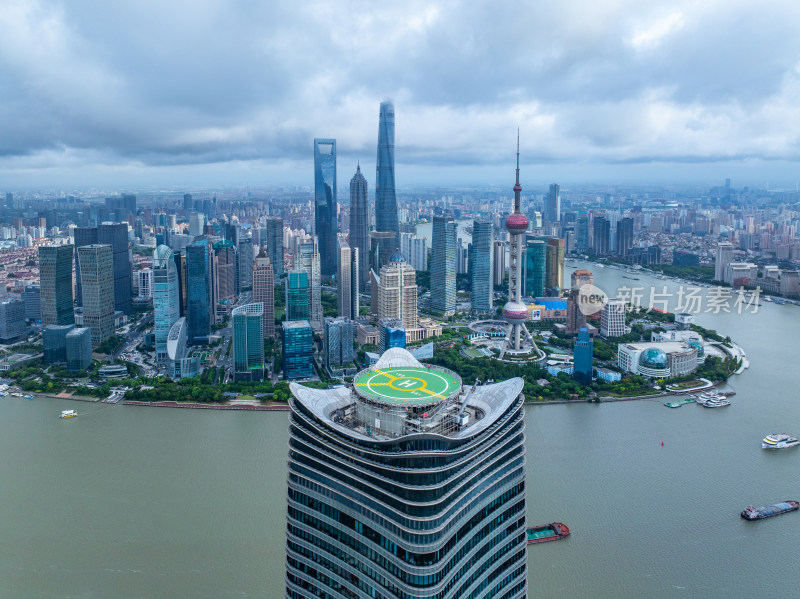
left=513, top=129, right=522, bottom=212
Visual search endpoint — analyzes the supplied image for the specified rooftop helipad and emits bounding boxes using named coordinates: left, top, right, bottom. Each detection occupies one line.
left=353, top=366, right=462, bottom=406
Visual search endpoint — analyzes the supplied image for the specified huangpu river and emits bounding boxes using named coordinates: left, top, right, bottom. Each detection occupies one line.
left=2, top=262, right=799, bottom=598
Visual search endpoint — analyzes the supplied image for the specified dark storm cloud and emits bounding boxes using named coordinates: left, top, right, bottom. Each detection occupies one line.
left=1, top=0, right=799, bottom=185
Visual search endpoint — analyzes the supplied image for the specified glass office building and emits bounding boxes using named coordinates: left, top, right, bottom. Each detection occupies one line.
left=524, top=239, right=546, bottom=298
left=153, top=245, right=180, bottom=362
left=469, top=220, right=493, bottom=312
left=430, top=217, right=457, bottom=316
left=186, top=237, right=213, bottom=342
left=283, top=320, right=313, bottom=380
left=285, top=348, right=527, bottom=598
left=39, top=244, right=75, bottom=326
left=374, top=101, right=400, bottom=266
left=349, top=165, right=370, bottom=290
left=314, top=138, right=337, bottom=278
left=232, top=303, right=264, bottom=382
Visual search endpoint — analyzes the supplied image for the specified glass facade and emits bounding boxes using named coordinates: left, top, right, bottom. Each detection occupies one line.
left=524, top=239, right=546, bottom=298
left=573, top=327, right=593, bottom=383
left=286, top=271, right=310, bottom=322
left=186, top=238, right=212, bottom=342
left=349, top=165, right=370, bottom=291
left=265, top=217, right=285, bottom=278
left=285, top=356, right=527, bottom=598
left=430, top=217, right=457, bottom=316
left=469, top=221, right=493, bottom=312
left=375, top=101, right=399, bottom=267
left=98, top=223, right=132, bottom=316
left=38, top=244, right=75, bottom=326
left=233, top=303, right=264, bottom=382
left=283, top=320, right=313, bottom=380
left=314, top=138, right=337, bottom=278
left=73, top=227, right=98, bottom=306
left=153, top=245, right=180, bottom=362
left=77, top=244, right=115, bottom=348
left=545, top=237, right=565, bottom=296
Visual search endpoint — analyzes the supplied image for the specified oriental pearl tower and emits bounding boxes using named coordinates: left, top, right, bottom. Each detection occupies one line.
left=501, top=133, right=537, bottom=358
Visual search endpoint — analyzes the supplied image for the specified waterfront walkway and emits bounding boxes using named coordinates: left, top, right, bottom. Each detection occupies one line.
left=123, top=401, right=291, bottom=411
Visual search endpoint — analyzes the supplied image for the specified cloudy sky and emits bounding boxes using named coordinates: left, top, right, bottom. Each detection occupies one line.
left=2, top=0, right=800, bottom=190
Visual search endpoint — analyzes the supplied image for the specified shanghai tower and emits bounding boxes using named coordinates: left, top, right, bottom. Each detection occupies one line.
left=375, top=100, right=399, bottom=266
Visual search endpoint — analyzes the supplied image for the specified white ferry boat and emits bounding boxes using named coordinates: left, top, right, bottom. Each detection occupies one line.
left=59, top=410, right=78, bottom=419
left=762, top=434, right=800, bottom=450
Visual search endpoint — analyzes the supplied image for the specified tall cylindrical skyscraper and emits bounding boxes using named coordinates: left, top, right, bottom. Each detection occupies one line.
left=375, top=100, right=399, bottom=266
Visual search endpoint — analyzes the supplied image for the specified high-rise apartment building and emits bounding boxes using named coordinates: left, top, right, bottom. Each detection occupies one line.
left=252, top=247, right=275, bottom=339
left=232, top=303, right=264, bottom=382
left=323, top=316, right=355, bottom=371
left=282, top=320, right=313, bottom=380
left=601, top=297, right=628, bottom=338
left=715, top=242, right=734, bottom=282
left=189, top=212, right=205, bottom=237
left=374, top=100, right=400, bottom=267
left=314, top=138, right=337, bottom=278
left=186, top=237, right=216, bottom=343
left=285, top=348, right=528, bottom=598
left=0, top=296, right=25, bottom=342
left=286, top=271, right=310, bottom=322
left=376, top=252, right=418, bottom=331
left=153, top=245, right=180, bottom=362
left=137, top=268, right=153, bottom=300
left=264, top=216, right=284, bottom=278
left=430, top=216, right=457, bottom=316
left=470, top=220, right=493, bottom=312
left=39, top=244, right=75, bottom=326
left=337, top=238, right=359, bottom=320
left=524, top=238, right=546, bottom=298
left=98, top=222, right=132, bottom=316
left=349, top=164, right=370, bottom=290
left=545, top=183, right=561, bottom=223
left=78, top=244, right=115, bottom=347
left=399, top=232, right=428, bottom=272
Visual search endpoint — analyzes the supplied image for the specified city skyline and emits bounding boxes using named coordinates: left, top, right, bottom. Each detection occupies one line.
left=2, top=2, right=800, bottom=188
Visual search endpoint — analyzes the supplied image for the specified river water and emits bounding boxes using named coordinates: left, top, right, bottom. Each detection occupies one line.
left=1, top=261, right=799, bottom=598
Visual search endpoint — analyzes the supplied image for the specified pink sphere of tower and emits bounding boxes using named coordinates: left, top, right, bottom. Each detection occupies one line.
left=502, top=301, right=529, bottom=323
left=505, top=213, right=529, bottom=235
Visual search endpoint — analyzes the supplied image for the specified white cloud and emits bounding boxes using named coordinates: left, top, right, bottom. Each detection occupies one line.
left=629, top=12, right=685, bottom=49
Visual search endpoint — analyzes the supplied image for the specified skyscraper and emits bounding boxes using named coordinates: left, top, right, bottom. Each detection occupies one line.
left=337, top=238, right=359, bottom=320
left=376, top=252, right=418, bottom=331
left=285, top=348, right=527, bottom=598
left=715, top=241, right=734, bottom=282
left=98, top=222, right=132, bottom=316
left=573, top=327, right=594, bottom=383
left=153, top=245, right=180, bottom=363
left=323, top=316, right=355, bottom=370
left=232, top=303, right=264, bottom=382
left=374, top=100, right=399, bottom=266
left=349, top=164, right=369, bottom=290
left=294, top=237, right=322, bottom=329
left=616, top=217, right=634, bottom=257
left=314, top=138, right=337, bottom=278
left=213, top=240, right=237, bottom=300
left=78, top=244, right=115, bottom=348
left=545, top=237, right=565, bottom=296
left=237, top=237, right=253, bottom=290
left=430, top=216, right=457, bottom=316
left=286, top=271, right=310, bottom=322
left=593, top=216, right=610, bottom=256
left=186, top=237, right=215, bottom=343
left=252, top=247, right=275, bottom=339
left=264, top=216, right=284, bottom=278
left=524, top=238, right=546, bottom=297
left=73, top=226, right=98, bottom=306
left=545, top=183, right=561, bottom=223
left=39, top=244, right=75, bottom=326
left=282, top=320, right=313, bottom=380
left=470, top=220, right=493, bottom=312
left=502, top=135, right=537, bottom=356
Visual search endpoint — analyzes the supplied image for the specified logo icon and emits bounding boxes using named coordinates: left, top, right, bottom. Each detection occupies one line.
left=577, top=284, right=608, bottom=316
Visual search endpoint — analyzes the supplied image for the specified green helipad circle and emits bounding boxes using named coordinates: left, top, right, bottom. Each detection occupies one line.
left=354, top=367, right=461, bottom=406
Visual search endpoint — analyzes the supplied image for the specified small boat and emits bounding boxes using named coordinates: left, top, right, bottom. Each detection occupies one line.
left=699, top=398, right=730, bottom=408
left=526, top=523, right=570, bottom=544
left=762, top=434, right=800, bottom=450
left=59, top=410, right=78, bottom=419
left=24, top=395, right=33, bottom=399
left=741, top=501, right=799, bottom=520
left=622, top=275, right=640, bottom=281
left=664, top=398, right=696, bottom=408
